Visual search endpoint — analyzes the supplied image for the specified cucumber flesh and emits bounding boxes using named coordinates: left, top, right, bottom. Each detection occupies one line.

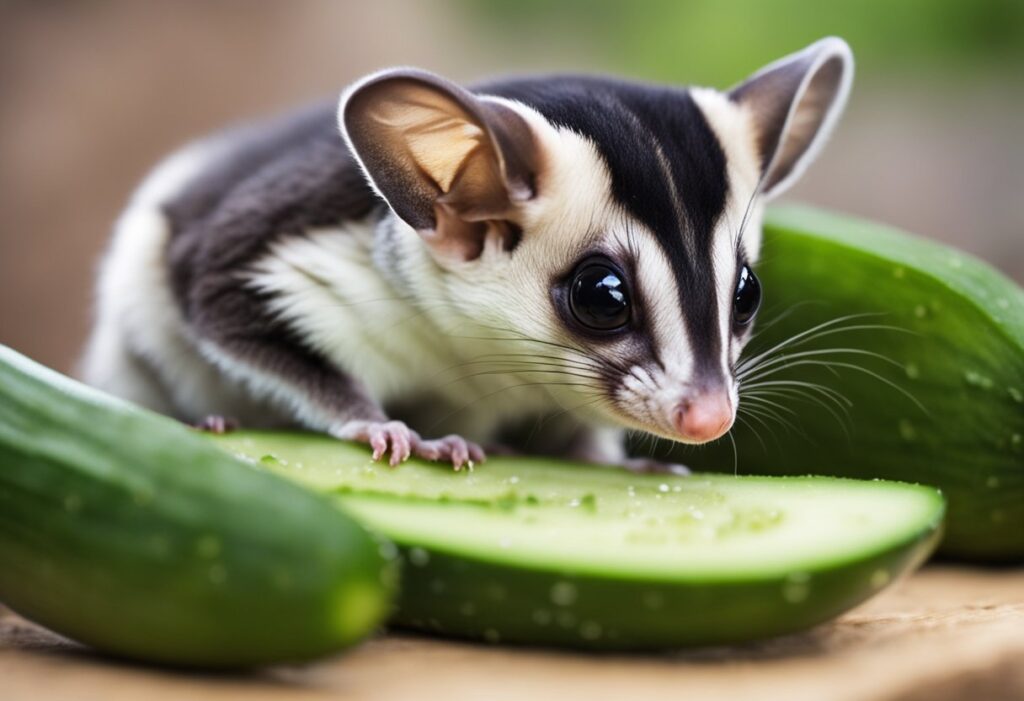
left=0, top=347, right=396, bottom=667
left=681, top=205, right=1024, bottom=561
left=218, top=432, right=944, bottom=650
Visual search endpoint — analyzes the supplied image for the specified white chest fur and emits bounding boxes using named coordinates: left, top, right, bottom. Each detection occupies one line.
left=245, top=223, right=580, bottom=440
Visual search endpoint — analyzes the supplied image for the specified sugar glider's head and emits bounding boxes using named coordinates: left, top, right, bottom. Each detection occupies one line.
left=340, top=37, right=852, bottom=445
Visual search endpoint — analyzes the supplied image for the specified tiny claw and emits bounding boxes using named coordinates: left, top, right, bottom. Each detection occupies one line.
left=389, top=438, right=407, bottom=467
left=452, top=448, right=469, bottom=471
left=370, top=432, right=387, bottom=461
left=468, top=444, right=487, bottom=464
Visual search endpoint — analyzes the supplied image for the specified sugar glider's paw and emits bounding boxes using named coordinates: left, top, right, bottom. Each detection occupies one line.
left=620, top=457, right=691, bottom=476
left=329, top=421, right=486, bottom=470
left=331, top=420, right=418, bottom=467
left=192, top=415, right=239, bottom=434
left=415, top=434, right=487, bottom=471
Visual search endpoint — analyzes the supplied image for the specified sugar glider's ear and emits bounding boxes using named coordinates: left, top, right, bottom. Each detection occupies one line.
left=340, top=68, right=538, bottom=263
left=729, top=37, right=853, bottom=199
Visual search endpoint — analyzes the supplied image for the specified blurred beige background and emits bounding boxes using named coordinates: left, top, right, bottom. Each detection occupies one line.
left=1, top=0, right=1021, bottom=374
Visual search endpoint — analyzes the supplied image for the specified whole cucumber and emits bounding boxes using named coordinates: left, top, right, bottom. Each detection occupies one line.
left=682, top=205, right=1023, bottom=561
left=0, top=346, right=397, bottom=667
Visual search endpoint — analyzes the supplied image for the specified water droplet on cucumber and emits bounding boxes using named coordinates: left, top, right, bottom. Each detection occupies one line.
left=963, top=370, right=994, bottom=390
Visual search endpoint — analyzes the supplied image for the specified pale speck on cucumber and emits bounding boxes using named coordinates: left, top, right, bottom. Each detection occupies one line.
left=63, top=493, right=82, bottom=513
left=407, top=547, right=430, bottom=567
left=963, top=370, right=995, bottom=390
left=898, top=419, right=917, bottom=442
left=782, top=572, right=811, bottom=604
left=870, top=569, right=891, bottom=589
left=195, top=534, right=221, bottom=559
left=642, top=591, right=665, bottom=610
left=207, top=563, right=227, bottom=584
left=531, top=609, right=553, bottom=626
left=579, top=621, right=603, bottom=641
left=550, top=581, right=578, bottom=606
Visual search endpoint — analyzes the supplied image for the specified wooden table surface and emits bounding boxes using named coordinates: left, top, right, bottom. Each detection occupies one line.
left=2, top=565, right=1023, bottom=701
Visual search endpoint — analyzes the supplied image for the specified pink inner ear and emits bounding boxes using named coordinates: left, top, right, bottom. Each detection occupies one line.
left=431, top=204, right=521, bottom=263
left=763, top=55, right=845, bottom=192
left=728, top=39, right=851, bottom=198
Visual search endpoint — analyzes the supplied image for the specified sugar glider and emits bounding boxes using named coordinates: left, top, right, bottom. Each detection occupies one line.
left=83, top=38, right=853, bottom=470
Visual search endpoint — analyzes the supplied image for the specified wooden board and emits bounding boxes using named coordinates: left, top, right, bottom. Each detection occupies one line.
left=2, top=565, right=1023, bottom=701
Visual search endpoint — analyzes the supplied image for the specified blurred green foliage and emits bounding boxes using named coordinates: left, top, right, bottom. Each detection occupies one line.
left=462, top=0, right=1024, bottom=85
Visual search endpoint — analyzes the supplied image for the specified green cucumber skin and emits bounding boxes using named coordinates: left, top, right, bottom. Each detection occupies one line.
left=217, top=431, right=944, bottom=650
left=683, top=205, right=1024, bottom=561
left=0, top=347, right=396, bottom=668
left=386, top=530, right=938, bottom=649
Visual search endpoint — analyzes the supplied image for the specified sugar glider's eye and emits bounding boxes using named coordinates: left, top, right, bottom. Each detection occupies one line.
left=569, top=261, right=631, bottom=331
left=733, top=264, right=762, bottom=327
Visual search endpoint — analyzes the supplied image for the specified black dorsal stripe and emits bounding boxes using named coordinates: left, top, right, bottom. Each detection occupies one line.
left=479, top=76, right=730, bottom=380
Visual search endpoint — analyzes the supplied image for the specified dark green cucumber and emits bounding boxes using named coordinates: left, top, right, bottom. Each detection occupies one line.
left=0, top=346, right=396, bottom=667
left=218, top=432, right=943, bottom=650
left=678, top=205, right=1023, bottom=561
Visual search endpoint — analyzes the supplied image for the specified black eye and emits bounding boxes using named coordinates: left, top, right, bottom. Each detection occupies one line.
left=569, top=262, right=631, bottom=331
left=733, top=264, right=761, bottom=327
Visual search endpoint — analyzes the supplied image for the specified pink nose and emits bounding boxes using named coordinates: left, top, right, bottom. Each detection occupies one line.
left=673, top=393, right=734, bottom=442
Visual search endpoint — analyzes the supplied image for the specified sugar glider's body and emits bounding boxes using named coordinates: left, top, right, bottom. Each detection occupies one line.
left=83, top=39, right=853, bottom=468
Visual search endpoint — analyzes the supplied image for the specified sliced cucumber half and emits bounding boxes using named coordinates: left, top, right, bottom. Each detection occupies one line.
left=218, top=432, right=944, bottom=650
